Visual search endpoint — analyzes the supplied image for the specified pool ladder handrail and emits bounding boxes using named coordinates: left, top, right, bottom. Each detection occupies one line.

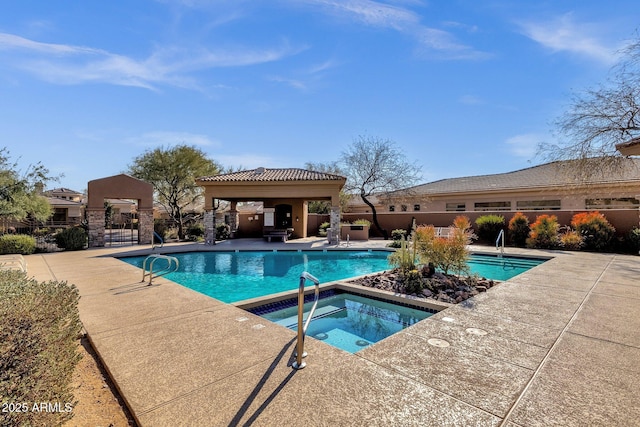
left=292, top=271, right=321, bottom=370
left=496, top=229, right=505, bottom=258
left=141, top=254, right=179, bottom=285
left=152, top=231, right=164, bottom=249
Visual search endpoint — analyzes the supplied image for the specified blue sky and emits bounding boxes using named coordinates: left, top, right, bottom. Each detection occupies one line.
left=1, top=1, right=637, bottom=192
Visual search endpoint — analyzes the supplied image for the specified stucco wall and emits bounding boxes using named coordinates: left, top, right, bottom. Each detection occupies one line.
left=342, top=210, right=639, bottom=237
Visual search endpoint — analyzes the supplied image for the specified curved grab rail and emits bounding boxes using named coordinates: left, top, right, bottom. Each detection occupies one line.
left=142, top=254, right=179, bottom=285
left=152, top=231, right=164, bottom=249
left=496, top=229, right=505, bottom=258
left=292, top=271, right=320, bottom=370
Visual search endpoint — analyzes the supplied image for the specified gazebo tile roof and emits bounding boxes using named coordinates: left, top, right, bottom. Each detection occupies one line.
left=198, top=168, right=345, bottom=182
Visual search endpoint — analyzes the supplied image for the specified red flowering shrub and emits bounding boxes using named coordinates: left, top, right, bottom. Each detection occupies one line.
left=526, top=214, right=560, bottom=249
left=570, top=211, right=615, bottom=251
left=508, top=212, right=530, bottom=247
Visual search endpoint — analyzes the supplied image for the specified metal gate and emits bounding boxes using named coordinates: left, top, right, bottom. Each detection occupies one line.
left=105, top=212, right=139, bottom=246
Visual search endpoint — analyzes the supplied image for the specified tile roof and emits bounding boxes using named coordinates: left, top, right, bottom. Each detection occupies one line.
left=197, top=168, right=346, bottom=182
left=404, top=158, right=640, bottom=195
left=46, top=187, right=83, bottom=194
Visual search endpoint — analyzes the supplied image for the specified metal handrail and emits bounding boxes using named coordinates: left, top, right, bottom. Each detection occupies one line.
left=141, top=254, right=179, bottom=285
left=292, top=271, right=321, bottom=370
left=496, top=229, right=505, bottom=258
left=152, top=231, right=164, bottom=249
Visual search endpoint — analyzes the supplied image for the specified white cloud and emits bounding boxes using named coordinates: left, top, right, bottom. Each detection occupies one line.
left=268, top=75, right=308, bottom=90
left=517, top=13, right=620, bottom=65
left=459, top=95, right=483, bottom=105
left=303, top=0, right=419, bottom=30
left=297, top=0, right=486, bottom=59
left=128, top=131, right=220, bottom=147
left=0, top=32, right=304, bottom=90
left=505, top=133, right=542, bottom=158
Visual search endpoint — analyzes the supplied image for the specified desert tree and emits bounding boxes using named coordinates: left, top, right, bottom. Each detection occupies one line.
left=341, top=136, right=422, bottom=239
left=128, top=144, right=221, bottom=239
left=539, top=33, right=640, bottom=178
left=304, top=161, right=350, bottom=214
left=0, top=147, right=54, bottom=225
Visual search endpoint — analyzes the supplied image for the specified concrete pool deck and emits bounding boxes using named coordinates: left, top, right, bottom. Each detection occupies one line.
left=24, top=238, right=640, bottom=426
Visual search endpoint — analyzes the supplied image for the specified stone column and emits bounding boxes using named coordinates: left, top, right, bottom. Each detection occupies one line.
left=229, top=201, right=239, bottom=238
left=204, top=210, right=216, bottom=245
left=329, top=206, right=341, bottom=244
left=86, top=208, right=105, bottom=248
left=138, top=208, right=153, bottom=245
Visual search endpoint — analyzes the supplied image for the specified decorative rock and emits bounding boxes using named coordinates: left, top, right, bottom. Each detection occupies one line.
left=347, top=267, right=500, bottom=305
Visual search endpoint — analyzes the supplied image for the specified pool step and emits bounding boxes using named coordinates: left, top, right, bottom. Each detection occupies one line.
left=270, top=304, right=345, bottom=329
left=469, top=256, right=543, bottom=269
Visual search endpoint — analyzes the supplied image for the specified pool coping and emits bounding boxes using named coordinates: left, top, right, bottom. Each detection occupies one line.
left=22, top=238, right=640, bottom=426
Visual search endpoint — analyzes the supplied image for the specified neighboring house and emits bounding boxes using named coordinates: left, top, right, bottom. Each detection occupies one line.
left=104, top=199, right=137, bottom=223
left=43, top=187, right=85, bottom=225
left=42, top=188, right=137, bottom=226
left=345, top=158, right=640, bottom=234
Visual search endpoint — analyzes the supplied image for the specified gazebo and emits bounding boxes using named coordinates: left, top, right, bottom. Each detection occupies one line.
left=196, top=168, right=346, bottom=244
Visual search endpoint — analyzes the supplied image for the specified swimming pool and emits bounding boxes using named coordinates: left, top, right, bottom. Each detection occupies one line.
left=120, top=250, right=546, bottom=303
left=468, top=254, right=546, bottom=281
left=121, top=250, right=390, bottom=303
left=250, top=290, right=434, bottom=353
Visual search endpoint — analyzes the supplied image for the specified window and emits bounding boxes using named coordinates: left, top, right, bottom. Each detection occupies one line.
left=474, top=201, right=511, bottom=211
left=413, top=204, right=420, bottom=211
left=401, top=205, right=408, bottom=212
left=516, top=200, right=561, bottom=210
left=446, top=203, right=466, bottom=212
left=389, top=205, right=395, bottom=212
left=585, top=198, right=640, bottom=209
left=51, top=208, right=67, bottom=222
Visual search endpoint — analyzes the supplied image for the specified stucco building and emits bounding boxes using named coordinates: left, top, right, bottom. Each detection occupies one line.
left=345, top=158, right=640, bottom=235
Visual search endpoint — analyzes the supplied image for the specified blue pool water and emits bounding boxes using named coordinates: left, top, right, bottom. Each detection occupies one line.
left=120, top=251, right=546, bottom=303
left=253, top=290, right=434, bottom=353
left=467, top=254, right=546, bottom=281
left=121, top=250, right=390, bottom=303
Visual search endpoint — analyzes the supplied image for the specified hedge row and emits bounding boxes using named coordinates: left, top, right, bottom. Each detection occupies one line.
left=0, top=270, right=82, bottom=426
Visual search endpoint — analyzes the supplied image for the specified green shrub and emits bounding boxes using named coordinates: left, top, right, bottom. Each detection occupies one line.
left=387, top=229, right=407, bottom=248
left=0, top=270, right=82, bottom=426
left=0, top=234, right=36, bottom=255
left=55, top=227, right=87, bottom=251
left=165, top=227, right=179, bottom=240
left=352, top=218, right=371, bottom=226
left=391, top=229, right=407, bottom=240
left=508, top=212, right=530, bottom=247
left=388, top=238, right=417, bottom=272
left=187, top=223, right=205, bottom=241
left=628, top=227, right=640, bottom=254
left=401, top=269, right=425, bottom=295
left=216, top=224, right=231, bottom=240
left=387, top=240, right=402, bottom=248
left=571, top=211, right=616, bottom=251
left=560, top=230, right=584, bottom=251
left=318, top=221, right=331, bottom=237
left=526, top=215, right=560, bottom=249
left=475, top=215, right=505, bottom=242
